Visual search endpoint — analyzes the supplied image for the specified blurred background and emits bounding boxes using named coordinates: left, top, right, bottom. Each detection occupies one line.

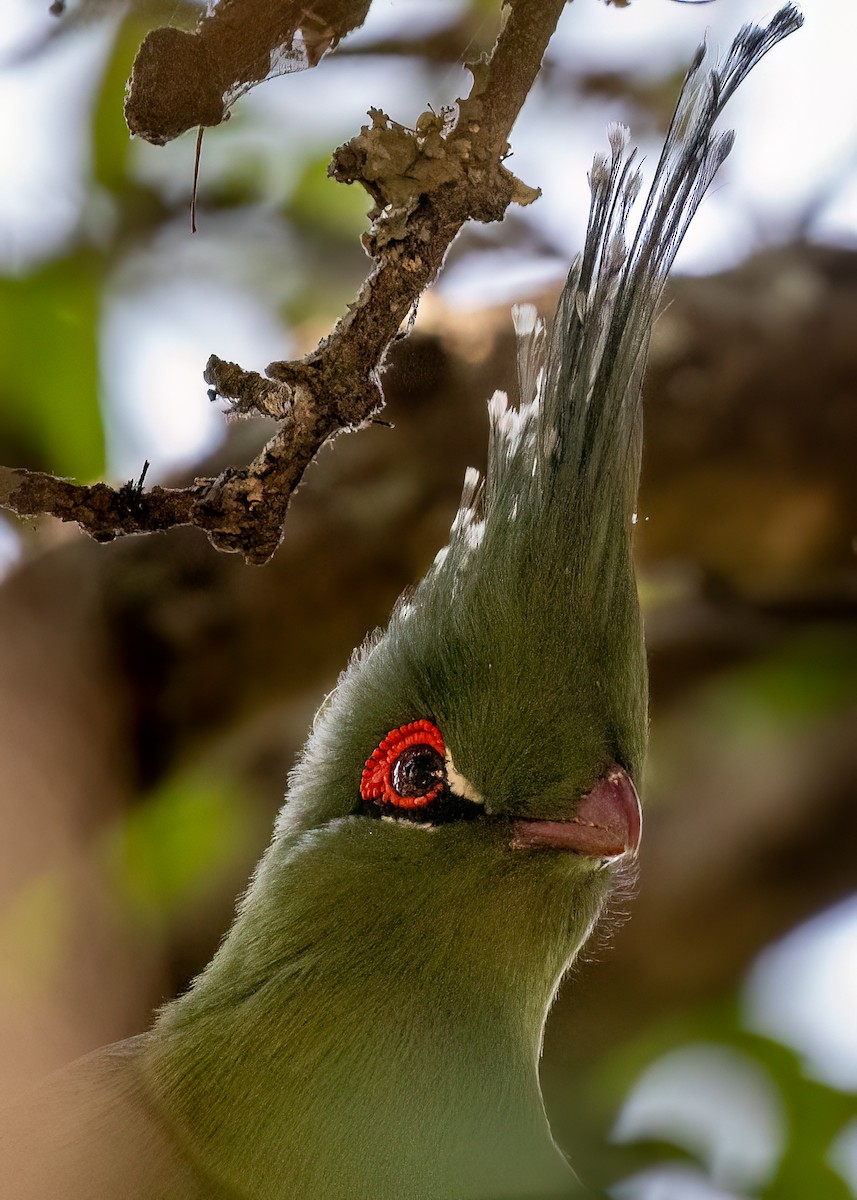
left=1, top=0, right=856, bottom=1196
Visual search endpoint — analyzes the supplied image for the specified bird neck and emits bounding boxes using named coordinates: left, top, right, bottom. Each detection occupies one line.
left=144, top=824, right=603, bottom=1198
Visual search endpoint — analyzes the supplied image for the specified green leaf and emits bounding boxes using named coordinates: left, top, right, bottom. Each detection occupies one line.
left=286, top=153, right=370, bottom=241
left=91, top=16, right=138, bottom=194
left=738, top=1034, right=856, bottom=1200
left=0, top=254, right=104, bottom=479
left=735, top=630, right=857, bottom=721
left=553, top=998, right=857, bottom=1197
left=102, top=769, right=255, bottom=930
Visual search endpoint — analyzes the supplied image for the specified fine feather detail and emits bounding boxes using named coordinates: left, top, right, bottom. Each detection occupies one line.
left=424, top=3, right=803, bottom=594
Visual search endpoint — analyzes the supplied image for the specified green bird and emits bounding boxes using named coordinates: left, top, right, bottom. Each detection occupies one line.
left=1, top=9, right=801, bottom=1199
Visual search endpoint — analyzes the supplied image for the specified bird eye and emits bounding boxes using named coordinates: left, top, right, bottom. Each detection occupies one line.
left=360, top=720, right=447, bottom=810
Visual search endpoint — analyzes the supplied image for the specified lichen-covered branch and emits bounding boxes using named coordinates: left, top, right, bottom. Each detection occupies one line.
left=125, top=0, right=374, bottom=145
left=0, top=467, right=199, bottom=541
left=2, top=0, right=565, bottom=565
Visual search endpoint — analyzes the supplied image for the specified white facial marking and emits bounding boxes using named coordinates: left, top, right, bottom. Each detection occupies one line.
left=445, top=751, right=484, bottom=806
left=381, top=815, right=437, bottom=832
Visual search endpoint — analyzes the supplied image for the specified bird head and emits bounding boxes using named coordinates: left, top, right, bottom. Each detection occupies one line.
left=276, top=298, right=647, bottom=949
left=243, top=3, right=806, bottom=990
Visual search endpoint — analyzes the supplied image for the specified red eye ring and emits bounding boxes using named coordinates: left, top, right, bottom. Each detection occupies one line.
left=360, top=720, right=446, bottom=809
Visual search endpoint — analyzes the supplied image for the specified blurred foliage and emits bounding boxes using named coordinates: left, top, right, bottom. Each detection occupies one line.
left=285, top=153, right=369, bottom=242
left=586, top=1016, right=857, bottom=1199
left=0, top=255, right=103, bottom=477
left=0, top=873, right=70, bottom=1004
left=719, top=630, right=857, bottom=727
left=0, top=767, right=255, bottom=997
left=101, top=768, right=257, bottom=934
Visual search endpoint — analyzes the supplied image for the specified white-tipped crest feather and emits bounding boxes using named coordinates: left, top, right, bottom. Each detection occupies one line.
left=424, top=5, right=802, bottom=597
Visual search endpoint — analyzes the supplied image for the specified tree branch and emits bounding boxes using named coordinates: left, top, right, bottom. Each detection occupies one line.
left=2, top=0, right=563, bottom=565
left=0, top=468, right=199, bottom=541
left=125, top=0, right=374, bottom=145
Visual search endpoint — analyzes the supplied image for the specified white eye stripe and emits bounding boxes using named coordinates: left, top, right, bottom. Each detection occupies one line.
left=445, top=752, right=484, bottom=805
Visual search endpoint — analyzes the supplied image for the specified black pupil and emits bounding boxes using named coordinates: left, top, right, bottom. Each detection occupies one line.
left=391, top=745, right=445, bottom=799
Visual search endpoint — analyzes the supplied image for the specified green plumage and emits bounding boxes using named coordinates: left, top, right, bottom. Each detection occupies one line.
left=1, top=9, right=802, bottom=1199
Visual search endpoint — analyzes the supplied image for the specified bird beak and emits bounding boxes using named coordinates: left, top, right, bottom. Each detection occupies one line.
left=509, top=765, right=642, bottom=860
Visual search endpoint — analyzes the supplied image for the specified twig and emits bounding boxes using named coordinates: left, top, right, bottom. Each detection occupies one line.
left=1, top=0, right=565, bottom=565
left=0, top=468, right=199, bottom=542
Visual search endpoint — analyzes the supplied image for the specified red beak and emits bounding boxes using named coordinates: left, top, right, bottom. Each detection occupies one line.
left=510, top=765, right=642, bottom=860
